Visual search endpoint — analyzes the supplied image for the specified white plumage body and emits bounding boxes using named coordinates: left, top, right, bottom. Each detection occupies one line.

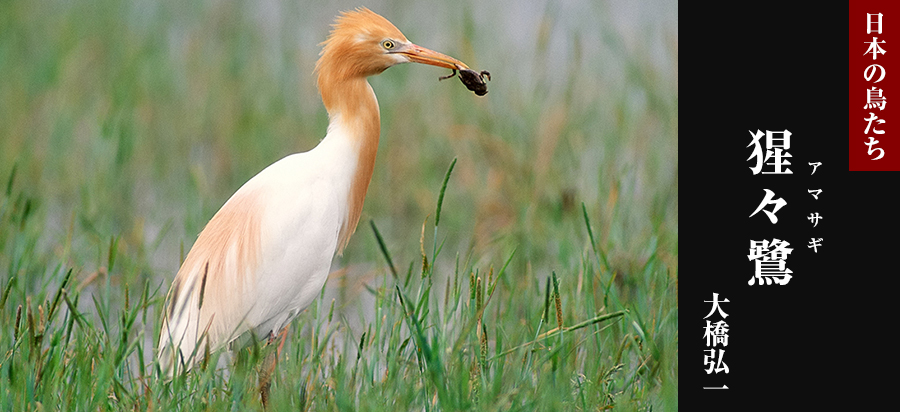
left=247, top=123, right=358, bottom=335
left=158, top=118, right=360, bottom=372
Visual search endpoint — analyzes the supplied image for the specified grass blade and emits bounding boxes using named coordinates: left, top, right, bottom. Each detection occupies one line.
left=491, top=310, right=627, bottom=360
left=434, top=157, right=456, bottom=228
left=582, top=202, right=610, bottom=272
left=370, top=220, right=398, bottom=279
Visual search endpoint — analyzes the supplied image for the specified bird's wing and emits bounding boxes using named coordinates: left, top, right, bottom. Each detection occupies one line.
left=157, top=179, right=267, bottom=373
left=157, top=151, right=350, bottom=375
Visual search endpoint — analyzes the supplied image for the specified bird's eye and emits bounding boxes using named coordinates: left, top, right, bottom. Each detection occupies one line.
left=382, top=40, right=395, bottom=50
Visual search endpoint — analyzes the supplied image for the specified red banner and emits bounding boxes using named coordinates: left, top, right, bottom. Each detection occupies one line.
left=851, top=2, right=900, bottom=170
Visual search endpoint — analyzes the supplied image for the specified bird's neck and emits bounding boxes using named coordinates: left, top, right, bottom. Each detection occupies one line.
left=320, top=77, right=381, bottom=252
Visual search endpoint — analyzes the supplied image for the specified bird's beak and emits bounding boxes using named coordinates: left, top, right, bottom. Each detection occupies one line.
left=397, top=43, right=470, bottom=70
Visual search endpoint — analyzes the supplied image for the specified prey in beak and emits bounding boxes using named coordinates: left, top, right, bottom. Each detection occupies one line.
left=394, top=43, right=490, bottom=96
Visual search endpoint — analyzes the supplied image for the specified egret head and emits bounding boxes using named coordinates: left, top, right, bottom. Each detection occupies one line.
left=316, top=8, right=469, bottom=81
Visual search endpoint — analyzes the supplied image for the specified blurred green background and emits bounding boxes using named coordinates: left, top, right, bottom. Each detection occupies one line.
left=0, top=0, right=676, bottom=277
left=1, top=0, right=677, bottom=408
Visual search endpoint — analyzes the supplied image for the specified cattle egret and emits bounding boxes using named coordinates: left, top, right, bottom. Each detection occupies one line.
left=157, top=8, right=477, bottom=379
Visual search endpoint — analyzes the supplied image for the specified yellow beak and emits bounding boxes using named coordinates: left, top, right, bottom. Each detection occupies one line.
left=399, top=43, right=470, bottom=70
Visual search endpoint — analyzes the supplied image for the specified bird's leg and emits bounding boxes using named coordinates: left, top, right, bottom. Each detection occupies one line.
left=275, top=327, right=288, bottom=359
left=259, top=327, right=289, bottom=409
left=259, top=346, right=275, bottom=408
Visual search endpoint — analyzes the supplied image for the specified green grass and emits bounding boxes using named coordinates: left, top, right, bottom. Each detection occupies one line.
left=1, top=0, right=677, bottom=410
